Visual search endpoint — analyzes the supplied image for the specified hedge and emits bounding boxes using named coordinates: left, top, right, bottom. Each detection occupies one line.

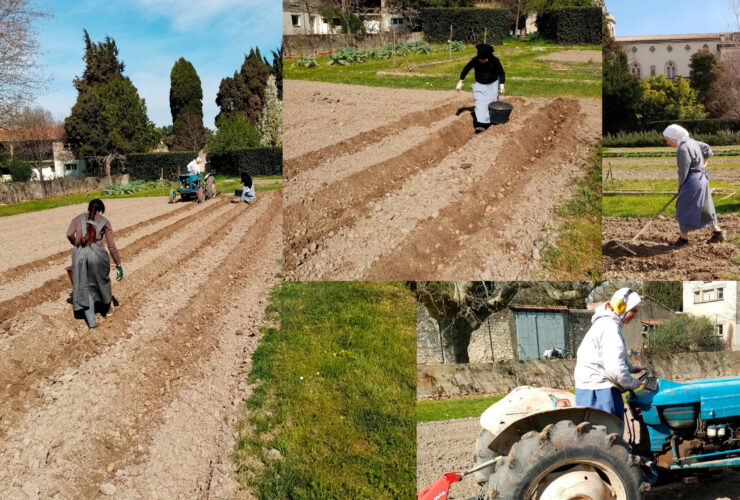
left=420, top=8, right=508, bottom=45
left=207, top=147, right=282, bottom=177
left=126, top=151, right=199, bottom=181
left=603, top=130, right=740, bottom=148
left=536, top=7, right=601, bottom=45
left=125, top=148, right=282, bottom=180
left=644, top=119, right=740, bottom=135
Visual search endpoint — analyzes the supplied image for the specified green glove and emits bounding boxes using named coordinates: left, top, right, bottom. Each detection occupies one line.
left=116, top=265, right=123, bottom=281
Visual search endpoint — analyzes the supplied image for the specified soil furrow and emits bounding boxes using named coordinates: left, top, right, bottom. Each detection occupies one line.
left=0, top=202, right=253, bottom=428
left=283, top=109, right=483, bottom=277
left=365, top=98, right=583, bottom=280
left=286, top=98, right=543, bottom=280
left=284, top=101, right=466, bottom=179
left=0, top=200, right=203, bottom=284
left=0, top=193, right=281, bottom=498
left=0, top=198, right=230, bottom=327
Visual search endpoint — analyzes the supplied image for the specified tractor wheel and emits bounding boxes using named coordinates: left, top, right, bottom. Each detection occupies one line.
left=483, top=421, right=648, bottom=500
left=204, top=176, right=215, bottom=200
left=197, top=189, right=205, bottom=203
left=473, top=429, right=498, bottom=486
left=169, top=189, right=177, bottom=203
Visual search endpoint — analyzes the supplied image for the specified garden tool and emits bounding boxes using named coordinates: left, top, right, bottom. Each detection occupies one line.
left=614, top=192, right=678, bottom=256
left=417, top=458, right=497, bottom=500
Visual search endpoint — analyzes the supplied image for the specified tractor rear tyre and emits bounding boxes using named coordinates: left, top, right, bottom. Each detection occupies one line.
left=197, top=189, right=205, bottom=203
left=169, top=189, right=177, bottom=203
left=473, top=429, right=498, bottom=486
left=483, top=420, right=648, bottom=500
left=204, top=176, right=215, bottom=200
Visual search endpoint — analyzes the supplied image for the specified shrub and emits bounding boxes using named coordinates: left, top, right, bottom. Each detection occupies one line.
left=450, top=40, right=465, bottom=52
left=394, top=41, right=431, bottom=55
left=292, top=56, right=319, bottom=68
left=603, top=130, right=740, bottom=148
left=126, top=151, right=198, bottom=181
left=207, top=147, right=282, bottom=177
left=420, top=8, right=508, bottom=45
left=328, top=47, right=369, bottom=65
left=647, top=314, right=724, bottom=357
left=536, top=7, right=602, bottom=45
left=9, top=159, right=32, bottom=182
left=208, top=114, right=260, bottom=155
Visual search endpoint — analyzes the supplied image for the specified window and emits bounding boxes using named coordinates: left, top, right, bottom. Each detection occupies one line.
left=685, top=44, right=691, bottom=51
left=631, top=46, right=637, bottom=53
left=703, top=290, right=715, bottom=301
left=718, top=288, right=724, bottom=299
left=631, top=63, right=641, bottom=77
left=291, top=14, right=301, bottom=27
left=703, top=43, right=710, bottom=50
left=694, top=291, right=700, bottom=303
left=650, top=65, right=656, bottom=77
left=65, top=163, right=76, bottom=171
left=717, top=324, right=723, bottom=336
left=650, top=45, right=655, bottom=52
left=667, top=45, right=673, bottom=52
left=392, top=18, right=403, bottom=25
left=666, top=61, right=677, bottom=79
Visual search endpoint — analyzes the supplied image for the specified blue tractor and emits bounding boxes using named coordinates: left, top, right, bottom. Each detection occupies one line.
left=169, top=172, right=215, bottom=203
left=428, top=371, right=740, bottom=499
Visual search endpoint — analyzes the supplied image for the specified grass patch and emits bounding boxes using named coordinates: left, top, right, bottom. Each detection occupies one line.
left=286, top=38, right=601, bottom=98
left=604, top=162, right=740, bottom=170
left=236, top=281, right=416, bottom=500
left=0, top=175, right=282, bottom=218
left=603, top=192, right=740, bottom=218
left=541, top=147, right=602, bottom=279
left=417, top=395, right=505, bottom=422
left=603, top=179, right=740, bottom=192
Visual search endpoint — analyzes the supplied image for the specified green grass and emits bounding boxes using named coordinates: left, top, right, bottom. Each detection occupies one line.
left=286, top=38, right=601, bottom=98
left=235, top=281, right=416, bottom=500
left=541, top=147, right=602, bottom=279
left=603, top=192, right=740, bottom=218
left=604, top=162, right=740, bottom=170
left=0, top=175, right=282, bottom=218
left=417, top=395, right=505, bottom=422
left=604, top=179, right=740, bottom=192
left=604, top=147, right=740, bottom=158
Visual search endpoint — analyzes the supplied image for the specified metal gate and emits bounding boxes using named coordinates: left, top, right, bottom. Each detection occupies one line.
left=515, top=311, right=566, bottom=360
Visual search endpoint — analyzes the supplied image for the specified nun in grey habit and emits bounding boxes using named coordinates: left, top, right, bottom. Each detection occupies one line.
left=663, top=124, right=724, bottom=247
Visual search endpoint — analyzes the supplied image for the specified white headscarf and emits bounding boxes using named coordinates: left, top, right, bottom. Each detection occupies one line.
left=609, top=287, right=641, bottom=319
left=663, top=124, right=690, bottom=145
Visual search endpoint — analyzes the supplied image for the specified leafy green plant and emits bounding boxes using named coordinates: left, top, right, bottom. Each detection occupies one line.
left=450, top=40, right=465, bottom=52
left=9, top=159, right=32, bottom=182
left=292, top=56, right=319, bottom=69
left=102, top=179, right=169, bottom=195
left=394, top=41, right=431, bottom=55
left=647, top=314, right=725, bottom=357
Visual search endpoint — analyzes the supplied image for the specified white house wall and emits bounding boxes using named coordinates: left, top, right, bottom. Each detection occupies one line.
left=683, top=281, right=739, bottom=351
left=618, top=35, right=724, bottom=79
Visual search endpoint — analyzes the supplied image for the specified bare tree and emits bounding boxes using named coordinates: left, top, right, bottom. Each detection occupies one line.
left=5, top=106, right=59, bottom=182
left=706, top=2, right=740, bottom=118
left=0, top=0, right=51, bottom=119
left=177, top=113, right=206, bottom=152
left=413, top=281, right=600, bottom=363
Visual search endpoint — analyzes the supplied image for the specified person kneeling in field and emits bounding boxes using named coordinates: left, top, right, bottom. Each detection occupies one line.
left=456, top=43, right=505, bottom=133
left=663, top=124, right=724, bottom=247
left=237, top=173, right=256, bottom=204
left=574, top=288, right=644, bottom=427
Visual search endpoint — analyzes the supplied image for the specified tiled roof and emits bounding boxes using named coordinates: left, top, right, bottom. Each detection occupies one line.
left=0, top=124, right=65, bottom=142
left=616, top=33, right=731, bottom=43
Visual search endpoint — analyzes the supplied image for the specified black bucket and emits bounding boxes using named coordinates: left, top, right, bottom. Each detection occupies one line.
left=489, top=100, right=513, bottom=124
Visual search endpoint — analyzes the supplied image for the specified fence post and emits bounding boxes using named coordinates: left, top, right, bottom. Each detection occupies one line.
left=439, top=328, right=445, bottom=364
left=487, top=318, right=495, bottom=362
left=449, top=24, right=453, bottom=59
left=484, top=27, right=487, bottom=44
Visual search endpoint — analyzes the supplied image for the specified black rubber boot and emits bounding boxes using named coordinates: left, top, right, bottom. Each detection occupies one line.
left=707, top=230, right=725, bottom=244
left=671, top=237, right=689, bottom=248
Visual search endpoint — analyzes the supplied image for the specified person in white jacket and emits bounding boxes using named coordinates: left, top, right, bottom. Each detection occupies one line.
left=574, top=288, right=645, bottom=421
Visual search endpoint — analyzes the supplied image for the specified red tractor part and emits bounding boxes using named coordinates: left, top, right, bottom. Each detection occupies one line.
left=417, top=472, right=463, bottom=500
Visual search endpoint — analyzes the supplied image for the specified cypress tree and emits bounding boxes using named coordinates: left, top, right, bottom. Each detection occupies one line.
left=169, top=57, right=205, bottom=150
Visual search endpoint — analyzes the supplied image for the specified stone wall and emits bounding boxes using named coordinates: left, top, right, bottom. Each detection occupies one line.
left=417, top=351, right=740, bottom=399
left=0, top=175, right=129, bottom=204
left=417, top=306, right=516, bottom=364
left=284, top=32, right=424, bottom=57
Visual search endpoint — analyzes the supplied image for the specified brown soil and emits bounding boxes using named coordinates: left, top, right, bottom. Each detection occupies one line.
left=602, top=215, right=740, bottom=280
left=0, top=192, right=282, bottom=498
left=283, top=80, right=601, bottom=280
left=537, top=50, right=602, bottom=63
left=418, top=418, right=740, bottom=500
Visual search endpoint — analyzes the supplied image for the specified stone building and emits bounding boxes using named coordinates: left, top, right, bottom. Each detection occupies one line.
left=683, top=281, right=739, bottom=351
left=0, top=125, right=85, bottom=181
left=616, top=32, right=740, bottom=80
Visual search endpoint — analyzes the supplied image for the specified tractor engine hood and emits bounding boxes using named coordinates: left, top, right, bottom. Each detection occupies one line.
left=633, top=376, right=740, bottom=421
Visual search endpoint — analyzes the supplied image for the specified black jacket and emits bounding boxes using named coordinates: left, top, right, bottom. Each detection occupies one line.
left=460, top=56, right=505, bottom=85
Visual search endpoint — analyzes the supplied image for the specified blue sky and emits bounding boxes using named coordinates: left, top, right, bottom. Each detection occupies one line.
left=610, top=0, right=739, bottom=37
left=31, top=0, right=281, bottom=128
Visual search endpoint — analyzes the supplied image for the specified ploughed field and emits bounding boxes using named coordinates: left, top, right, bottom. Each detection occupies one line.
left=0, top=193, right=282, bottom=498
left=282, top=80, right=601, bottom=280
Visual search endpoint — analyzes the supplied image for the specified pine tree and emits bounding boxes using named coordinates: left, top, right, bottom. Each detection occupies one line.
left=259, top=75, right=282, bottom=147
left=73, top=30, right=125, bottom=95
left=215, top=47, right=272, bottom=125
left=169, top=57, right=205, bottom=150
left=272, top=46, right=283, bottom=100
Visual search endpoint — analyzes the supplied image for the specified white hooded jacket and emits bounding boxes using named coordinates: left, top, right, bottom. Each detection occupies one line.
left=574, top=303, right=639, bottom=391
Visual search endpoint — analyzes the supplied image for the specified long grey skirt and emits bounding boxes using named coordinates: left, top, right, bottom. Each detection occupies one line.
left=472, top=80, right=499, bottom=124
left=72, top=243, right=112, bottom=313
left=676, top=170, right=717, bottom=232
